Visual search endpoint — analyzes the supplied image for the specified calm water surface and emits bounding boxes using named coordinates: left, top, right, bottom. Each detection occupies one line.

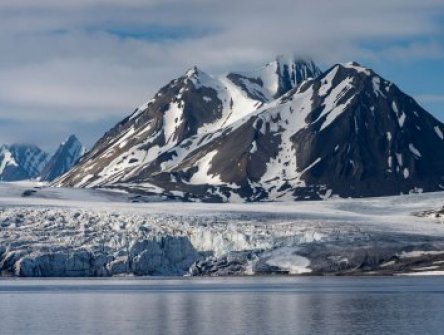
left=0, top=276, right=443, bottom=335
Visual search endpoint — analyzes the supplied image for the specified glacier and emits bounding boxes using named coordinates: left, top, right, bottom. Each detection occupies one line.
left=1, top=182, right=444, bottom=277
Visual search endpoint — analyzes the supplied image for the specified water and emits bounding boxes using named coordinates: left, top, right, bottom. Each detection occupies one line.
left=0, top=277, right=443, bottom=335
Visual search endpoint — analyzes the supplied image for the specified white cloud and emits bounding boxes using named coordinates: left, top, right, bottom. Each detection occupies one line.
left=375, top=42, right=444, bottom=62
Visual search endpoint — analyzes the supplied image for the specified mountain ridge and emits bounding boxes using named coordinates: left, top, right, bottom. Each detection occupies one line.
left=54, top=58, right=444, bottom=201
left=0, top=144, right=49, bottom=181
left=0, top=135, right=84, bottom=182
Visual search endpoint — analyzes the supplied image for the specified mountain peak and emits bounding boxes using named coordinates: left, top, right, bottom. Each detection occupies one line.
left=185, top=65, right=198, bottom=77
left=183, top=66, right=218, bottom=91
left=62, top=134, right=81, bottom=147
left=185, top=65, right=208, bottom=79
left=336, top=62, right=373, bottom=76
left=344, top=61, right=362, bottom=67
left=40, top=135, right=84, bottom=182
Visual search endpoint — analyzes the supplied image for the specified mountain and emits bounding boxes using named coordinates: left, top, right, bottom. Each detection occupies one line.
left=40, top=135, right=85, bottom=182
left=0, top=144, right=49, bottom=181
left=54, top=59, right=444, bottom=201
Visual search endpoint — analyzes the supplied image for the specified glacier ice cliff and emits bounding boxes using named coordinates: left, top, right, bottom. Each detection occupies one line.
left=1, top=184, right=444, bottom=277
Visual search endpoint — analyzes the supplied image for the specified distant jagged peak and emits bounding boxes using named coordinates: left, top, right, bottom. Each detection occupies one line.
left=59, top=134, right=84, bottom=152
left=0, top=143, right=49, bottom=181
left=39, top=134, right=85, bottom=182
left=63, top=134, right=80, bottom=144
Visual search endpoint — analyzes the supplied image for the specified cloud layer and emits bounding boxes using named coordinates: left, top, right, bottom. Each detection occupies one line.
left=1, top=0, right=443, bottom=150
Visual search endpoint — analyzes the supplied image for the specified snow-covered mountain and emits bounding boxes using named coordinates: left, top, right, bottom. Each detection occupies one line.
left=0, top=135, right=84, bottom=182
left=55, top=58, right=444, bottom=201
left=0, top=144, right=49, bottom=181
left=40, top=135, right=85, bottom=182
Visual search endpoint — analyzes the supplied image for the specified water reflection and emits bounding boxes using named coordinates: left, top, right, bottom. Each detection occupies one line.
left=0, top=277, right=443, bottom=335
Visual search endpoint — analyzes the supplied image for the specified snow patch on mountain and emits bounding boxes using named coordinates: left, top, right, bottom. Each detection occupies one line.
left=409, top=143, right=422, bottom=158
left=0, top=150, right=18, bottom=174
left=189, top=151, right=222, bottom=185
left=317, top=74, right=355, bottom=131
left=435, top=126, right=444, bottom=140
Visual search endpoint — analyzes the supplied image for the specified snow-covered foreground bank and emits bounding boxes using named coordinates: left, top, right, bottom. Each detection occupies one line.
left=1, top=182, right=444, bottom=276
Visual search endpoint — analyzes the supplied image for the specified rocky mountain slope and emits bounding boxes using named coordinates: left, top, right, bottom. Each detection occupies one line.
left=40, top=135, right=85, bottom=182
left=55, top=58, right=444, bottom=201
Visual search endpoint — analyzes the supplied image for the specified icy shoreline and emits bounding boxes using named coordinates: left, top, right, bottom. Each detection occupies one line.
left=1, top=182, right=444, bottom=277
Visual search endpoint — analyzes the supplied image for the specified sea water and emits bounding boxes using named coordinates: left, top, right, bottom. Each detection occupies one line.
left=0, top=276, right=443, bottom=335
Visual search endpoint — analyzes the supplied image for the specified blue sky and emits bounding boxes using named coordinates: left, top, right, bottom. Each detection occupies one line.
left=0, top=0, right=443, bottom=152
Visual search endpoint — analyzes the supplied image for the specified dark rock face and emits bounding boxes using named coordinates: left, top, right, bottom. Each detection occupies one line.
left=226, top=73, right=267, bottom=101
left=274, top=57, right=321, bottom=98
left=40, top=135, right=84, bottom=182
left=227, top=56, right=322, bottom=100
left=290, top=64, right=444, bottom=198
left=55, top=60, right=444, bottom=201
left=0, top=144, right=49, bottom=181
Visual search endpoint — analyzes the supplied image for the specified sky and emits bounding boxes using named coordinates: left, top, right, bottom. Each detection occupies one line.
left=1, top=0, right=444, bottom=153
